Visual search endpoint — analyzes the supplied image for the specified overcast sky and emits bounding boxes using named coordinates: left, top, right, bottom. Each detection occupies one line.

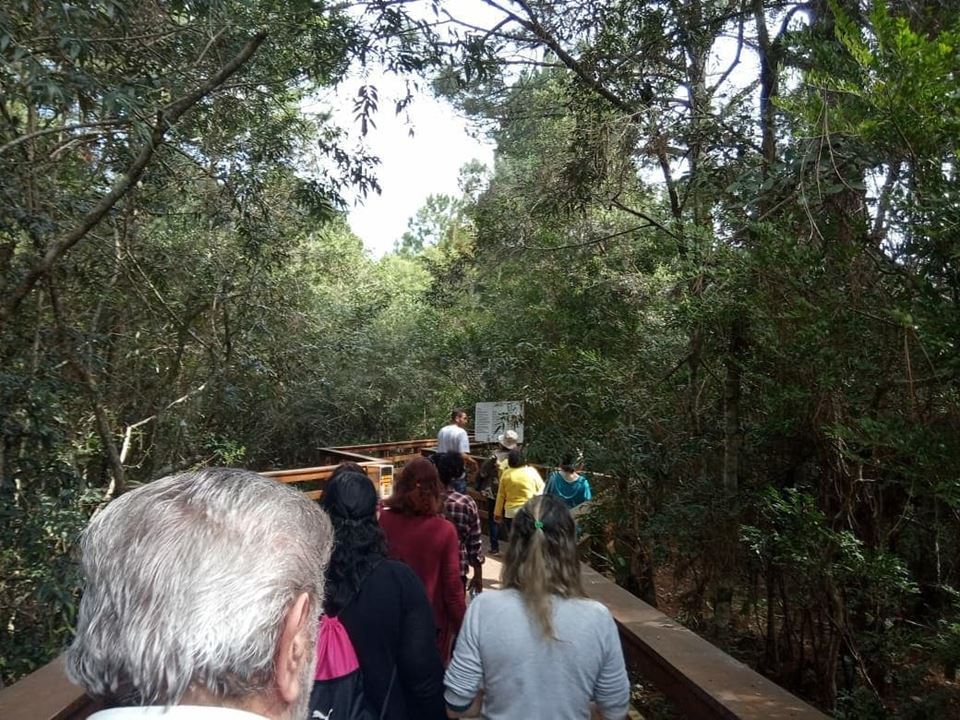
left=300, top=1, right=502, bottom=257
left=311, top=73, right=495, bottom=257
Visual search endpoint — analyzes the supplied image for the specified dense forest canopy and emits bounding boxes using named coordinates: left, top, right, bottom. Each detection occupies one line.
left=3, top=1, right=960, bottom=716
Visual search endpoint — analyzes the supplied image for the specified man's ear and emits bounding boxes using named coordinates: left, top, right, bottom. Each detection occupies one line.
left=275, top=592, right=313, bottom=705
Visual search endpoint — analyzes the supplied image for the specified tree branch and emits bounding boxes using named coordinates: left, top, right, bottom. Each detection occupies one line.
left=0, top=30, right=268, bottom=328
left=871, top=162, right=900, bottom=242
left=120, top=382, right=209, bottom=465
left=519, top=224, right=651, bottom=251
left=709, top=13, right=745, bottom=95
left=478, top=0, right=636, bottom=114
left=0, top=119, right=131, bottom=156
left=606, top=198, right=684, bottom=244
left=47, top=277, right=127, bottom=495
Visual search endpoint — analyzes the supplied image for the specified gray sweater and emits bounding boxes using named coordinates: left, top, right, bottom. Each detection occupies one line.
left=444, top=588, right=630, bottom=719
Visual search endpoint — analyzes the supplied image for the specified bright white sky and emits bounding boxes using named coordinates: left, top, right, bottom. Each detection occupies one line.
left=306, top=74, right=495, bottom=257
left=303, top=1, right=501, bottom=258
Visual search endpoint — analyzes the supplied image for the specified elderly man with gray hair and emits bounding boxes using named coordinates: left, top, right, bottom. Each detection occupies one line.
left=67, top=467, right=333, bottom=720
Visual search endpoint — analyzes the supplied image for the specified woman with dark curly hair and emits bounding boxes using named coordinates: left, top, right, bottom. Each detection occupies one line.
left=319, top=472, right=446, bottom=719
left=380, top=456, right=466, bottom=663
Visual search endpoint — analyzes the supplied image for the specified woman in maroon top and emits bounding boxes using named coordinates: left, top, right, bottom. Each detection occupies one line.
left=380, top=457, right=466, bottom=663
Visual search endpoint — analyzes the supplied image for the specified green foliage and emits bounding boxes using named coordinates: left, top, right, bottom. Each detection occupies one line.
left=4, top=1, right=960, bottom=716
left=394, top=193, right=467, bottom=256
left=410, top=0, right=960, bottom=713
left=0, top=0, right=445, bottom=686
left=0, top=483, right=97, bottom=681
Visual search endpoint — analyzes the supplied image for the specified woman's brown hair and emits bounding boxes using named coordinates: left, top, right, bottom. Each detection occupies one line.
left=501, top=494, right=585, bottom=639
left=384, top=456, right=444, bottom=516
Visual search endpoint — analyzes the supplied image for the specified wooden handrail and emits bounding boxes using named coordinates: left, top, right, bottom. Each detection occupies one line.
left=260, top=455, right=394, bottom=501
left=580, top=563, right=826, bottom=719
left=0, top=656, right=99, bottom=720
left=331, top=438, right=439, bottom=452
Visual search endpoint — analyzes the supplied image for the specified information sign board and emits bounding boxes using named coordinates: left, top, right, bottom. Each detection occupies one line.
left=474, top=401, right=524, bottom=444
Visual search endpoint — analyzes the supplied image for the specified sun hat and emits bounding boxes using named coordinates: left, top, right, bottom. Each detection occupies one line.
left=498, top=430, right=519, bottom=449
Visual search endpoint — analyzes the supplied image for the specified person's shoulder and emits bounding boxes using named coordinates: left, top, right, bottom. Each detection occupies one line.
left=431, top=514, right=460, bottom=541
left=467, top=588, right=516, bottom=613
left=378, top=558, right=421, bottom=586
left=565, top=596, right=615, bottom=622
left=448, top=490, right=478, bottom=510
left=365, top=560, right=433, bottom=606
left=435, top=513, right=458, bottom=531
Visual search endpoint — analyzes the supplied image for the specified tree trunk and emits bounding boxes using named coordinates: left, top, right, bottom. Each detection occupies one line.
left=722, top=319, right=745, bottom=494
left=47, top=278, right=127, bottom=495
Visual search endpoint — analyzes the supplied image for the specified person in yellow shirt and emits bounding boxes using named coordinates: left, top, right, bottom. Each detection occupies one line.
left=493, top=449, right=544, bottom=537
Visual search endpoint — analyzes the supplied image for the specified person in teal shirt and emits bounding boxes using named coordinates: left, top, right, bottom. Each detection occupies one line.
left=544, top=450, right=592, bottom=510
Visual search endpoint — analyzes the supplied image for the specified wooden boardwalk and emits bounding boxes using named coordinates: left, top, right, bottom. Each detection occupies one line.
left=0, top=444, right=828, bottom=720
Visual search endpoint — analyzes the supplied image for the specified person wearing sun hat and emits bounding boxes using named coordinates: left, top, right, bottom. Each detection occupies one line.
left=497, top=429, right=519, bottom=453
left=474, top=430, right=519, bottom=555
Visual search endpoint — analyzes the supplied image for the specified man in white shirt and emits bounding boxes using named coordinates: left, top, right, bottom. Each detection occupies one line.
left=66, top=467, right=333, bottom=720
left=437, top=408, right=470, bottom=455
left=437, top=409, right=477, bottom=482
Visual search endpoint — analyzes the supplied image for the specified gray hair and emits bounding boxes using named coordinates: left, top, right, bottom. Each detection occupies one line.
left=67, top=467, right=333, bottom=705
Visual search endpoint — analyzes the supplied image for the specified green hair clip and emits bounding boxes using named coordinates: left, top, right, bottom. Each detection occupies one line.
left=534, top=520, right=544, bottom=530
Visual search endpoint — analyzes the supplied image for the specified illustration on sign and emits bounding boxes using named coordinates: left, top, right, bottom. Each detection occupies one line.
left=474, top=401, right=524, bottom=444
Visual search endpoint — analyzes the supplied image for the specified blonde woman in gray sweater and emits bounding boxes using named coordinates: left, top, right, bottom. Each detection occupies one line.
left=444, top=495, right=630, bottom=720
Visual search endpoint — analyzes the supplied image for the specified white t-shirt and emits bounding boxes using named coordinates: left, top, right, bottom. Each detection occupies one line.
left=90, top=708, right=266, bottom=719
left=437, top=424, right=469, bottom=454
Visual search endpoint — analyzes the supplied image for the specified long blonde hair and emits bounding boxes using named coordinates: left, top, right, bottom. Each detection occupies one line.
left=501, top=495, right=585, bottom=639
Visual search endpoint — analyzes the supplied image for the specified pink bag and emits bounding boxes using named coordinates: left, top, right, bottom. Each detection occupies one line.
left=310, top=568, right=396, bottom=720
left=314, top=615, right=360, bottom=680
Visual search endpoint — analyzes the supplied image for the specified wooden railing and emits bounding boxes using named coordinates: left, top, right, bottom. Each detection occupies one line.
left=333, top=437, right=445, bottom=466
left=0, top=656, right=99, bottom=720
left=582, top=564, right=825, bottom=719
left=260, top=449, right=394, bottom=500
left=0, top=440, right=828, bottom=720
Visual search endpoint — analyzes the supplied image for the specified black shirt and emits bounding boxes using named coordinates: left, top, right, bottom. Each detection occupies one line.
left=338, top=559, right=446, bottom=720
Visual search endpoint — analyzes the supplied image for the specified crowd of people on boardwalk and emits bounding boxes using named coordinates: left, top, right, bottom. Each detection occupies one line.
left=65, top=408, right=625, bottom=720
